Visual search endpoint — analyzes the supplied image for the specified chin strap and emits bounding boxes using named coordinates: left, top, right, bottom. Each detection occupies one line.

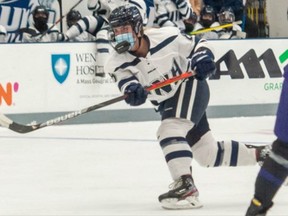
left=115, top=35, right=142, bottom=54
left=115, top=41, right=131, bottom=54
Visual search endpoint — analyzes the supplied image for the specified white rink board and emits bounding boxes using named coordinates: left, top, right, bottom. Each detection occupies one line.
left=208, top=39, right=287, bottom=106
left=0, top=39, right=287, bottom=115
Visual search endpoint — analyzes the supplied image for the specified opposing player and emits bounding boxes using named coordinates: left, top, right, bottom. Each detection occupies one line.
left=21, top=5, right=59, bottom=42
left=105, top=5, right=270, bottom=210
left=61, top=0, right=147, bottom=75
left=245, top=66, right=288, bottom=216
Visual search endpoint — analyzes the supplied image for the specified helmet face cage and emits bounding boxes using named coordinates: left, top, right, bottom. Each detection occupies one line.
left=200, top=5, right=216, bottom=22
left=67, top=10, right=81, bottom=27
left=33, top=5, right=49, bottom=22
left=218, top=7, right=235, bottom=25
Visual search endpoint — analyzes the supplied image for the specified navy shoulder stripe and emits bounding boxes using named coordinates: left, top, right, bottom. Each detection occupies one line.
left=115, top=58, right=141, bottom=72
left=92, top=16, right=104, bottom=35
left=150, top=35, right=178, bottom=55
left=81, top=17, right=90, bottom=33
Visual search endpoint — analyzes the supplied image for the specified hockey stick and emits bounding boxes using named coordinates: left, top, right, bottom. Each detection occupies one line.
left=188, top=20, right=243, bottom=35
left=39, top=0, right=84, bottom=39
left=0, top=71, right=195, bottom=134
left=57, top=0, right=63, bottom=33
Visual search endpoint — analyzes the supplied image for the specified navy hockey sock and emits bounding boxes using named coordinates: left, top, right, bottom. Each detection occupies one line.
left=254, top=156, right=288, bottom=208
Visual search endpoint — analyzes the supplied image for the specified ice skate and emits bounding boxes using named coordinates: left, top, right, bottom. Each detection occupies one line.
left=158, top=174, right=203, bottom=210
left=245, top=198, right=272, bottom=216
left=245, top=144, right=271, bottom=166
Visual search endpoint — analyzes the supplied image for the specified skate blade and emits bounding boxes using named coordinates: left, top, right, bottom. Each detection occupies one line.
left=160, top=196, right=203, bottom=210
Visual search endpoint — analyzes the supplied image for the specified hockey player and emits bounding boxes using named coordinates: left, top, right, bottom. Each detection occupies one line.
left=21, top=5, right=59, bottom=42
left=245, top=66, right=288, bottom=216
left=217, top=7, right=246, bottom=39
left=66, top=10, right=96, bottom=42
left=153, top=0, right=195, bottom=32
left=60, top=0, right=147, bottom=75
left=105, top=5, right=270, bottom=210
left=0, top=25, right=7, bottom=43
left=193, top=5, right=220, bottom=39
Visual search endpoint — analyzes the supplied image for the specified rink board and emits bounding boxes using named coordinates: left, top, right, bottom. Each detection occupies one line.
left=0, top=39, right=287, bottom=124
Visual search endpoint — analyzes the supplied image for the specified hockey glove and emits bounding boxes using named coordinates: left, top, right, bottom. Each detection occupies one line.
left=124, top=83, right=148, bottom=106
left=190, top=48, right=216, bottom=80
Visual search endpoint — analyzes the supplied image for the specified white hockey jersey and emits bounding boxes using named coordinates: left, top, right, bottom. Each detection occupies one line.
left=193, top=22, right=220, bottom=39
left=68, top=31, right=96, bottom=42
left=65, top=15, right=105, bottom=40
left=218, top=24, right=246, bottom=39
left=21, top=23, right=59, bottom=42
left=153, top=0, right=193, bottom=31
left=105, top=27, right=213, bottom=104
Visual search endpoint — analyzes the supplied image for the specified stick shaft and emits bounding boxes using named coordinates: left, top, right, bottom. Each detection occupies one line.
left=189, top=21, right=242, bottom=35
left=1, top=71, right=195, bottom=133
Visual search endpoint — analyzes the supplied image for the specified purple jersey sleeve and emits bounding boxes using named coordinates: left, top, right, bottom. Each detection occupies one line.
left=274, top=65, right=288, bottom=143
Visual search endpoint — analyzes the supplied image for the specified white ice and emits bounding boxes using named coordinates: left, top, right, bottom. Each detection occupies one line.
left=0, top=116, right=287, bottom=216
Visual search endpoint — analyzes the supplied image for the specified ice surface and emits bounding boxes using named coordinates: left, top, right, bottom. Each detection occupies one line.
left=0, top=116, right=287, bottom=216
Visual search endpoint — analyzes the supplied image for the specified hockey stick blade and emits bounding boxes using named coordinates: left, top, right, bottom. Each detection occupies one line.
left=0, top=95, right=126, bottom=134
left=0, top=71, right=195, bottom=133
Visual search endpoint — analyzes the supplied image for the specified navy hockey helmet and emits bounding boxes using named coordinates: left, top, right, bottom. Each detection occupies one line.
left=200, top=5, right=216, bottom=27
left=66, top=10, right=82, bottom=28
left=32, top=5, right=49, bottom=31
left=109, top=5, right=143, bottom=35
left=218, top=7, right=235, bottom=25
left=32, top=5, right=49, bottom=21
